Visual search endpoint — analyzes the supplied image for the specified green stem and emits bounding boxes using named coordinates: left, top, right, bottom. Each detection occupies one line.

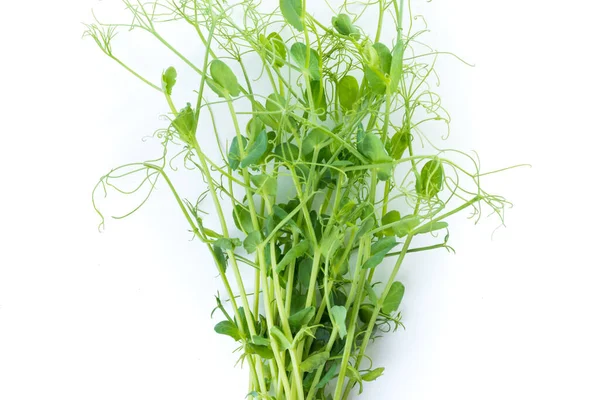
left=342, top=235, right=414, bottom=398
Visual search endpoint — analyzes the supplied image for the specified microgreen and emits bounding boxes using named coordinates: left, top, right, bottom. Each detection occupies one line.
left=87, top=0, right=515, bottom=399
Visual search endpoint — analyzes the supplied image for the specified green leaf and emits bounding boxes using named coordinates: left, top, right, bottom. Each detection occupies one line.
left=358, top=304, right=374, bottom=323
left=364, top=43, right=392, bottom=95
left=213, top=245, right=228, bottom=273
left=276, top=240, right=309, bottom=274
left=332, top=255, right=349, bottom=277
left=266, top=205, right=298, bottom=236
left=302, top=128, right=328, bottom=156
left=246, top=117, right=265, bottom=141
left=243, top=231, right=262, bottom=254
left=357, top=125, right=393, bottom=181
left=264, top=244, right=282, bottom=269
left=297, top=258, right=313, bottom=289
left=241, top=130, right=268, bottom=168
left=389, top=42, right=404, bottom=93
left=372, top=43, right=392, bottom=74
left=337, top=75, right=359, bottom=111
left=309, top=80, right=327, bottom=120
left=417, top=159, right=444, bottom=199
left=228, top=136, right=248, bottom=170
left=389, top=127, right=410, bottom=160
left=162, top=66, right=177, bottom=95
left=274, top=143, right=300, bottom=162
left=235, top=307, right=252, bottom=338
left=214, top=237, right=241, bottom=251
left=252, top=335, right=270, bottom=347
left=233, top=205, right=254, bottom=233
left=246, top=343, right=274, bottom=359
left=263, top=93, right=288, bottom=130
left=365, top=284, right=378, bottom=304
left=390, top=215, right=421, bottom=238
left=289, top=306, right=315, bottom=330
left=209, top=59, right=241, bottom=97
left=171, top=103, right=196, bottom=145
left=263, top=32, right=287, bottom=68
left=280, top=0, right=304, bottom=31
left=362, top=367, right=385, bottom=382
left=381, top=210, right=401, bottom=236
left=269, top=326, right=292, bottom=350
left=330, top=306, right=347, bottom=339
left=332, top=14, right=360, bottom=38
left=290, top=42, right=321, bottom=80
left=316, top=361, right=340, bottom=389
left=250, top=174, right=277, bottom=198
left=363, top=237, right=398, bottom=269
left=214, top=320, right=241, bottom=341
left=357, top=129, right=390, bottom=163
left=300, top=351, right=330, bottom=372
left=365, top=67, right=386, bottom=95
left=414, top=221, right=448, bottom=235
left=382, top=281, right=405, bottom=314
left=356, top=218, right=375, bottom=239
left=346, top=364, right=364, bottom=393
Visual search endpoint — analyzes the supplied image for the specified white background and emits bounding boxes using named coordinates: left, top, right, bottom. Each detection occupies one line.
left=1, top=0, right=599, bottom=399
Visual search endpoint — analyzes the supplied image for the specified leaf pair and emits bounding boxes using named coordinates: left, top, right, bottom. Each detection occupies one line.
left=332, top=14, right=360, bottom=39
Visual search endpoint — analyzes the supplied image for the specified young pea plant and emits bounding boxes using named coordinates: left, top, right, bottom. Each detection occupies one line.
left=86, top=0, right=511, bottom=399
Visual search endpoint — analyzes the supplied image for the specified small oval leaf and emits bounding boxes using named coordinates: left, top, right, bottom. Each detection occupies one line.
left=362, top=367, right=385, bottom=382
left=389, top=127, right=410, bottom=160
left=332, top=14, right=360, bottom=38
left=381, top=210, right=401, bottom=236
left=330, top=305, right=348, bottom=339
left=290, top=42, right=321, bottom=80
left=289, top=306, right=315, bottom=330
left=246, top=343, right=274, bottom=359
left=280, top=0, right=305, bottom=31
left=209, top=60, right=241, bottom=97
left=243, top=231, right=262, bottom=254
left=241, top=130, right=268, bottom=168
left=300, top=351, right=330, bottom=372
left=263, top=32, right=287, bottom=68
left=162, top=66, right=177, bottom=95
left=214, top=320, right=241, bottom=341
left=362, top=237, right=398, bottom=269
left=382, top=281, right=405, bottom=314
left=338, top=75, right=360, bottom=111
left=417, top=159, right=444, bottom=199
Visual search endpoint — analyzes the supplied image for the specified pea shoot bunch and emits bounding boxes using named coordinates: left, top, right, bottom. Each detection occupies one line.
left=87, top=0, right=509, bottom=399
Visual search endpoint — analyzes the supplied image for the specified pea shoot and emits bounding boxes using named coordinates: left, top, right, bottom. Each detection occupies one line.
left=86, top=0, right=513, bottom=399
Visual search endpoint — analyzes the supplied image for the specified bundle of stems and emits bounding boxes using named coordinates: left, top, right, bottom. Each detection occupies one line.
left=87, top=0, right=510, bottom=399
